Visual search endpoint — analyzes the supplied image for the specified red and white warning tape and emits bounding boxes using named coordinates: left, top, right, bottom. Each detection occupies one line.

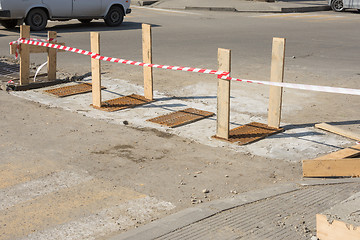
left=9, top=38, right=360, bottom=96
left=11, top=38, right=227, bottom=76
left=219, top=75, right=360, bottom=96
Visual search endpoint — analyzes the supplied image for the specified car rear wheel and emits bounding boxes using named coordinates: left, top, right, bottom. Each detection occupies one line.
left=104, top=6, right=124, bottom=27
left=78, top=19, right=92, bottom=24
left=331, top=0, right=345, bottom=12
left=0, top=20, right=17, bottom=29
left=25, top=8, right=48, bottom=31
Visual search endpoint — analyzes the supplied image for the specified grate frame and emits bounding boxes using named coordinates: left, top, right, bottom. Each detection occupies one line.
left=213, top=122, right=283, bottom=145
left=147, top=108, right=215, bottom=128
left=44, top=83, right=105, bottom=97
left=91, top=94, right=153, bottom=112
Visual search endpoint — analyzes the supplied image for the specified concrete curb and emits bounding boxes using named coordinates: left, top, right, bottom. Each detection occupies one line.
left=109, top=178, right=360, bottom=240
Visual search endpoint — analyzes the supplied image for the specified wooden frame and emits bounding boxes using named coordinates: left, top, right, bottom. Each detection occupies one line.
left=216, top=48, right=231, bottom=140
left=315, top=122, right=360, bottom=141
left=10, top=25, right=65, bottom=86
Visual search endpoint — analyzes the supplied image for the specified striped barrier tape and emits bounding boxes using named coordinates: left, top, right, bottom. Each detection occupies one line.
left=11, top=38, right=228, bottom=76
left=10, top=37, right=56, bottom=59
left=219, top=75, right=360, bottom=96
left=10, top=38, right=360, bottom=96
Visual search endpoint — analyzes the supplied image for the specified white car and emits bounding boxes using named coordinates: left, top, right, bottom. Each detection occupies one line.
left=0, top=0, right=131, bottom=30
left=329, top=0, right=360, bottom=12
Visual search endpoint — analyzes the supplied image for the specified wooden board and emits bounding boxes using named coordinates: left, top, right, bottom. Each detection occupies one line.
left=302, top=158, right=360, bottom=177
left=316, top=214, right=360, bottom=240
left=315, top=122, right=360, bottom=141
left=315, top=144, right=360, bottom=160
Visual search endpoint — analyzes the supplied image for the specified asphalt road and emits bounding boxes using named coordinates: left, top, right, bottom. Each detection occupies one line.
left=1, top=8, right=360, bottom=88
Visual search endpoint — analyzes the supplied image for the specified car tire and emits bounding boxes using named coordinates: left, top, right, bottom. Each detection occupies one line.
left=78, top=19, right=92, bottom=24
left=104, top=6, right=124, bottom=27
left=0, top=20, right=18, bottom=29
left=25, top=8, right=48, bottom=31
left=330, top=0, right=345, bottom=12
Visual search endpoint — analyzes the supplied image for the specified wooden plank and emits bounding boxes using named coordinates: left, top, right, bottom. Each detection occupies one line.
left=90, top=32, right=102, bottom=108
left=19, top=25, right=30, bottom=86
left=316, top=214, right=360, bottom=240
left=268, top=37, right=286, bottom=128
left=47, top=31, right=57, bottom=81
left=216, top=48, right=231, bottom=140
left=315, top=122, right=360, bottom=141
left=142, top=23, right=153, bottom=100
left=10, top=43, right=66, bottom=54
left=315, top=144, right=360, bottom=160
left=302, top=158, right=360, bottom=177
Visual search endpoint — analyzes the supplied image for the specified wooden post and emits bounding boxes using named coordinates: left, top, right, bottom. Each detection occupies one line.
left=142, top=23, right=153, bottom=100
left=20, top=25, right=30, bottom=85
left=91, top=32, right=102, bottom=108
left=268, top=37, right=286, bottom=129
left=216, top=48, right=231, bottom=140
left=47, top=31, right=57, bottom=81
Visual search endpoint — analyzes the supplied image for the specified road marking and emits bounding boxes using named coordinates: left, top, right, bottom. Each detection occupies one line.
left=132, top=6, right=202, bottom=15
left=0, top=178, right=146, bottom=239
left=0, top=161, right=60, bottom=189
left=0, top=170, right=93, bottom=211
left=20, top=197, right=175, bottom=240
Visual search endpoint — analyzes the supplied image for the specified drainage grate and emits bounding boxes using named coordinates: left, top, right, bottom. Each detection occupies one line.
left=147, top=108, right=215, bottom=128
left=155, top=183, right=360, bottom=240
left=92, top=94, right=153, bottom=112
left=213, top=122, right=283, bottom=145
left=44, top=83, right=105, bottom=97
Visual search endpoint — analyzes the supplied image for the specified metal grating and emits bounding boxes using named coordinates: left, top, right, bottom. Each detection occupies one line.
left=155, top=183, right=360, bottom=240
left=92, top=94, right=153, bottom=112
left=44, top=83, right=105, bottom=97
left=147, top=108, right=215, bottom=128
left=213, top=122, right=283, bottom=145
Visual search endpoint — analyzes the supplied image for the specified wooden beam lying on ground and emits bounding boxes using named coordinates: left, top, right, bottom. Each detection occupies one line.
left=302, top=158, right=360, bottom=177
left=316, top=214, right=360, bottom=240
left=315, top=122, right=360, bottom=141
left=315, top=144, right=360, bottom=160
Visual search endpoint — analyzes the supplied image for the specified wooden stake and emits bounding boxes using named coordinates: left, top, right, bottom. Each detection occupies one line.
left=47, top=31, right=57, bottom=81
left=216, top=48, right=231, bottom=140
left=20, top=25, right=30, bottom=85
left=91, top=32, right=101, bottom=108
left=268, top=37, right=286, bottom=128
left=142, top=23, right=153, bottom=100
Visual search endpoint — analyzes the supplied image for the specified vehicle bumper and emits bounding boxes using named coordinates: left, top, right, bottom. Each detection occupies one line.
left=0, top=10, right=11, bottom=18
left=126, top=8, right=131, bottom=14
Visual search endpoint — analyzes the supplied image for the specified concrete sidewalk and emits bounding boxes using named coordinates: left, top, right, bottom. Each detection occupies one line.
left=110, top=178, right=360, bottom=240
left=135, top=0, right=331, bottom=13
